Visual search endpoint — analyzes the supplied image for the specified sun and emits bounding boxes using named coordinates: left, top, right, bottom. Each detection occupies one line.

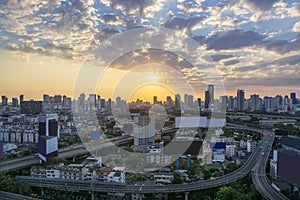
left=145, top=74, right=159, bottom=82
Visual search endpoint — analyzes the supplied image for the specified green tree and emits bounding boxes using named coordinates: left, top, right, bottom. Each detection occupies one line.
left=15, top=180, right=32, bottom=195
left=0, top=175, right=15, bottom=193
left=216, top=186, right=245, bottom=200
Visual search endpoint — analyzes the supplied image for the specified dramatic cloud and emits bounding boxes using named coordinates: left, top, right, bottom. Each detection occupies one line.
left=0, top=0, right=299, bottom=92
left=205, top=29, right=265, bottom=50
left=244, top=0, right=279, bottom=11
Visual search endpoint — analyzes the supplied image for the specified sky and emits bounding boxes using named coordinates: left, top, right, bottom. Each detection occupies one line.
left=0, top=0, right=300, bottom=101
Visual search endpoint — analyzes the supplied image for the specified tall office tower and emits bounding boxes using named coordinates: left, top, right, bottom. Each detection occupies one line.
left=187, top=95, right=193, bottom=109
left=175, top=94, right=181, bottom=109
left=12, top=98, right=18, bottom=107
left=205, top=90, right=210, bottom=108
left=38, top=114, right=60, bottom=138
left=271, top=95, right=282, bottom=110
left=166, top=96, right=173, bottom=107
left=79, top=93, right=85, bottom=108
left=133, top=115, right=155, bottom=147
left=88, top=94, right=96, bottom=110
left=290, top=93, right=297, bottom=104
left=43, top=94, right=50, bottom=104
left=1, top=96, right=8, bottom=106
left=107, top=98, right=112, bottom=113
left=197, top=98, right=201, bottom=108
left=208, top=84, right=214, bottom=108
left=62, top=96, right=71, bottom=108
left=250, top=94, right=261, bottom=111
left=20, top=100, right=43, bottom=115
left=19, top=94, right=24, bottom=102
left=228, top=96, right=234, bottom=111
left=263, top=96, right=272, bottom=111
left=220, top=96, right=228, bottom=111
left=237, top=90, right=245, bottom=111
left=54, top=95, right=62, bottom=104
left=153, top=96, right=158, bottom=104
left=100, top=98, right=105, bottom=108
left=97, top=95, right=101, bottom=109
left=184, top=94, right=189, bottom=108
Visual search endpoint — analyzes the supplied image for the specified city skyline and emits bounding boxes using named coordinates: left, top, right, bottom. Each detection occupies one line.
left=1, top=88, right=298, bottom=104
left=0, top=1, right=300, bottom=101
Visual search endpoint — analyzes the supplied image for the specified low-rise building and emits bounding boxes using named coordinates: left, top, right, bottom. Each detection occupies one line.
left=247, top=140, right=257, bottom=153
left=226, top=145, right=236, bottom=158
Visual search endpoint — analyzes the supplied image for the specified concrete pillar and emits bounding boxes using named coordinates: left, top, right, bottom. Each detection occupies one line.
left=91, top=192, right=94, bottom=200
left=185, top=192, right=189, bottom=200
left=176, top=158, right=179, bottom=170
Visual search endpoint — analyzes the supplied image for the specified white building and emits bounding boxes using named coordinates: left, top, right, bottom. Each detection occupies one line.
left=247, top=140, right=257, bottom=153
left=226, top=145, right=236, bottom=157
left=46, top=169, right=60, bottom=178
left=107, top=167, right=125, bottom=183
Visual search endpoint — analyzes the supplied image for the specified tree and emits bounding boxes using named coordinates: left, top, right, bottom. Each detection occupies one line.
left=216, top=186, right=245, bottom=200
left=172, top=172, right=183, bottom=184
left=0, top=173, right=15, bottom=193
left=15, top=180, right=32, bottom=196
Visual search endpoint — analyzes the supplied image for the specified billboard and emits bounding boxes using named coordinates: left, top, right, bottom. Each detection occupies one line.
left=277, top=150, right=300, bottom=187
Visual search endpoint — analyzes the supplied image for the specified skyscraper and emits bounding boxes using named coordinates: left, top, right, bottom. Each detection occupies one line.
left=153, top=96, right=158, bottom=104
left=175, top=94, right=181, bottom=109
left=1, top=96, right=8, bottom=106
left=205, top=90, right=210, bottom=109
left=228, top=96, right=234, bottom=111
left=38, top=114, right=60, bottom=138
left=166, top=96, right=173, bottom=107
left=208, top=84, right=214, bottom=108
left=237, top=90, right=245, bottom=111
left=290, top=93, right=297, bottom=104
left=19, top=94, right=24, bottom=102
left=12, top=98, right=18, bottom=107
left=220, top=96, right=228, bottom=111
left=250, top=94, right=261, bottom=111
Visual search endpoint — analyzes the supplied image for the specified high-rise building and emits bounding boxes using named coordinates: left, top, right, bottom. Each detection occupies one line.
left=290, top=93, right=297, bottom=104
left=175, top=94, right=181, bottom=109
left=153, top=96, right=158, bottom=105
left=54, top=95, right=62, bottom=104
left=38, top=135, right=58, bottom=162
left=197, top=98, right=201, bottom=108
left=43, top=94, right=50, bottom=104
left=205, top=90, right=210, bottom=109
left=38, top=114, right=60, bottom=138
left=166, top=96, right=173, bottom=107
left=237, top=90, right=245, bottom=111
left=12, top=98, right=18, bottom=107
left=228, top=96, right=234, bottom=111
left=220, top=96, right=228, bottom=111
left=263, top=96, right=272, bottom=111
left=184, top=94, right=189, bottom=108
left=133, top=115, right=155, bottom=147
left=20, top=100, right=43, bottom=115
left=188, top=95, right=193, bottom=109
left=107, top=98, right=112, bottom=113
left=1, top=96, right=8, bottom=106
left=250, top=94, right=261, bottom=111
left=19, top=94, right=24, bottom=102
left=62, top=95, right=71, bottom=108
left=79, top=93, right=85, bottom=108
left=88, top=94, right=96, bottom=110
left=208, top=85, right=214, bottom=108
